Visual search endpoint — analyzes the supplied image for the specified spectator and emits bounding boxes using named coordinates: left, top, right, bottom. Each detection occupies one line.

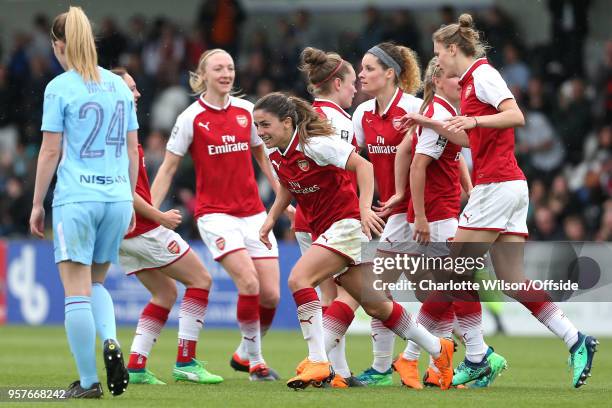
left=359, top=6, right=384, bottom=54
left=593, top=40, right=612, bottom=122
left=556, top=78, right=592, bottom=165
left=197, top=0, right=245, bottom=56
left=97, top=17, right=127, bottom=68
left=382, top=10, right=423, bottom=58
left=501, top=43, right=530, bottom=92
left=562, top=215, right=588, bottom=241
left=516, top=110, right=565, bottom=182
left=531, top=207, right=564, bottom=241
left=595, top=199, right=612, bottom=241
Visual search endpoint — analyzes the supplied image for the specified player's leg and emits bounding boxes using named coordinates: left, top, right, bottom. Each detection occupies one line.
left=127, top=269, right=176, bottom=385
left=197, top=214, right=268, bottom=378
left=159, top=249, right=223, bottom=384
left=59, top=261, right=102, bottom=398
left=91, top=201, right=133, bottom=396
left=250, top=257, right=281, bottom=380
left=286, top=245, right=347, bottom=389
left=337, top=265, right=455, bottom=390
left=491, top=233, right=597, bottom=388
left=323, top=286, right=365, bottom=388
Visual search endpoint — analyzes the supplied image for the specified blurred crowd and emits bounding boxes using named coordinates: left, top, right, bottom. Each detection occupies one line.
left=0, top=0, right=609, bottom=242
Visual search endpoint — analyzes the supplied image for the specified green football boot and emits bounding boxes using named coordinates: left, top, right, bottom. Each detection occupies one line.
left=173, top=359, right=224, bottom=384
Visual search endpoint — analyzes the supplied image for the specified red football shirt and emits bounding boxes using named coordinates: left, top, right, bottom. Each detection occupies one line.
left=167, top=95, right=265, bottom=219
left=294, top=99, right=357, bottom=233
left=125, top=144, right=160, bottom=239
left=459, top=58, right=525, bottom=185
left=407, top=96, right=462, bottom=223
left=268, top=130, right=360, bottom=239
left=353, top=88, right=422, bottom=216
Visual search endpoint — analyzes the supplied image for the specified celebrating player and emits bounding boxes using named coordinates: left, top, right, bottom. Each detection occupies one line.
left=30, top=7, right=137, bottom=398
left=111, top=68, right=223, bottom=386
left=404, top=13, right=598, bottom=388
left=297, top=46, right=363, bottom=388
left=351, top=42, right=423, bottom=386
left=150, top=49, right=281, bottom=381
left=254, top=92, right=455, bottom=390
left=386, top=57, right=502, bottom=389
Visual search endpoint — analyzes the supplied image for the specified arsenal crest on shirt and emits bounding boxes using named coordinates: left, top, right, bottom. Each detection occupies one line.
left=167, top=240, right=180, bottom=254
left=297, top=159, right=310, bottom=172
left=464, top=84, right=473, bottom=98
left=392, top=117, right=403, bottom=130
left=215, top=237, right=226, bottom=250
left=236, top=115, right=248, bottom=128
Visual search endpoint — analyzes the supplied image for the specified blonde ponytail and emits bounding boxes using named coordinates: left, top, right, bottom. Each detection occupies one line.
left=52, top=7, right=100, bottom=82
left=433, top=13, right=488, bottom=58
left=369, top=42, right=422, bottom=95
left=419, top=57, right=442, bottom=114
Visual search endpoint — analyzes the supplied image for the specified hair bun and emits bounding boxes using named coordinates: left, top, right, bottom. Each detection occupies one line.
left=301, top=47, right=328, bottom=67
left=458, top=13, right=473, bottom=28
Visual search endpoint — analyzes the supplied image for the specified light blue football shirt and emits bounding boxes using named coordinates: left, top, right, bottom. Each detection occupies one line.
left=41, top=67, right=138, bottom=206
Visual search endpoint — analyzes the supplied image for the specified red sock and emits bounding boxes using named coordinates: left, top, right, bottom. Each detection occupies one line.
left=129, top=302, right=169, bottom=370
left=176, top=288, right=209, bottom=364
left=259, top=305, right=276, bottom=337
left=322, top=300, right=355, bottom=353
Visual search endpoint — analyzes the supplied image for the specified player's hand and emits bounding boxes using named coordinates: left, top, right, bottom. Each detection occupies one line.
left=397, top=112, right=430, bottom=132
left=127, top=211, right=136, bottom=234
left=360, top=208, right=385, bottom=240
left=443, top=116, right=477, bottom=133
left=29, top=205, right=45, bottom=239
left=284, top=205, right=296, bottom=230
left=375, top=193, right=405, bottom=216
left=159, top=209, right=182, bottom=230
left=413, top=215, right=430, bottom=244
left=259, top=216, right=276, bottom=250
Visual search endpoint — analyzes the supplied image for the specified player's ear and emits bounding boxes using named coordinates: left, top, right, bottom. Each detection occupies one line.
left=333, top=77, right=342, bottom=91
left=282, top=116, right=293, bottom=130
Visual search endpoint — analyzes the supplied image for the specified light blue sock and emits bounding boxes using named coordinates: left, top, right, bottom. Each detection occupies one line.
left=91, top=283, right=118, bottom=342
left=65, top=296, right=98, bottom=389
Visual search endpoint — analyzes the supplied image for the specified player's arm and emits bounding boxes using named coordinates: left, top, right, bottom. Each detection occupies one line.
left=252, top=144, right=279, bottom=193
left=444, top=98, right=524, bottom=132
left=30, top=131, right=62, bottom=238
left=252, top=144, right=296, bottom=222
left=378, top=132, right=413, bottom=214
left=410, top=153, right=433, bottom=243
left=133, top=193, right=182, bottom=230
left=150, top=151, right=182, bottom=208
left=346, top=152, right=385, bottom=239
left=260, top=184, right=292, bottom=249
left=127, top=130, right=139, bottom=197
left=458, top=154, right=473, bottom=196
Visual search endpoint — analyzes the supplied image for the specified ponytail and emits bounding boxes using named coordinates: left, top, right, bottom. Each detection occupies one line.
left=419, top=57, right=442, bottom=114
left=254, top=92, right=334, bottom=151
left=52, top=7, right=100, bottom=82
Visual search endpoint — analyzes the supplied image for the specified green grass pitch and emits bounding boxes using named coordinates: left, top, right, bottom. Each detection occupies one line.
left=0, top=326, right=610, bottom=407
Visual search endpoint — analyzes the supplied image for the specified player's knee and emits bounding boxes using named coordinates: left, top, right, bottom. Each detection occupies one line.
left=187, top=268, right=212, bottom=290
left=260, top=290, right=280, bottom=308
left=151, top=286, right=177, bottom=310
left=287, top=273, right=307, bottom=293
left=237, top=271, right=259, bottom=294
left=361, top=301, right=386, bottom=320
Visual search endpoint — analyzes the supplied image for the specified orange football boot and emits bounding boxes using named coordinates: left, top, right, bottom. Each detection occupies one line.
left=287, top=359, right=334, bottom=390
left=392, top=355, right=423, bottom=389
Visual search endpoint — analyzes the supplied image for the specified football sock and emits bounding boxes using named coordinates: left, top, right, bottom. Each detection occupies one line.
left=91, top=282, right=117, bottom=342
left=293, top=288, right=327, bottom=362
left=176, top=288, right=209, bottom=365
left=129, top=302, right=169, bottom=370
left=65, top=296, right=98, bottom=389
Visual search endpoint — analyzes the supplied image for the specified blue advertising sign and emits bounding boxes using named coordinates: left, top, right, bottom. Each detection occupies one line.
left=5, top=240, right=301, bottom=330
